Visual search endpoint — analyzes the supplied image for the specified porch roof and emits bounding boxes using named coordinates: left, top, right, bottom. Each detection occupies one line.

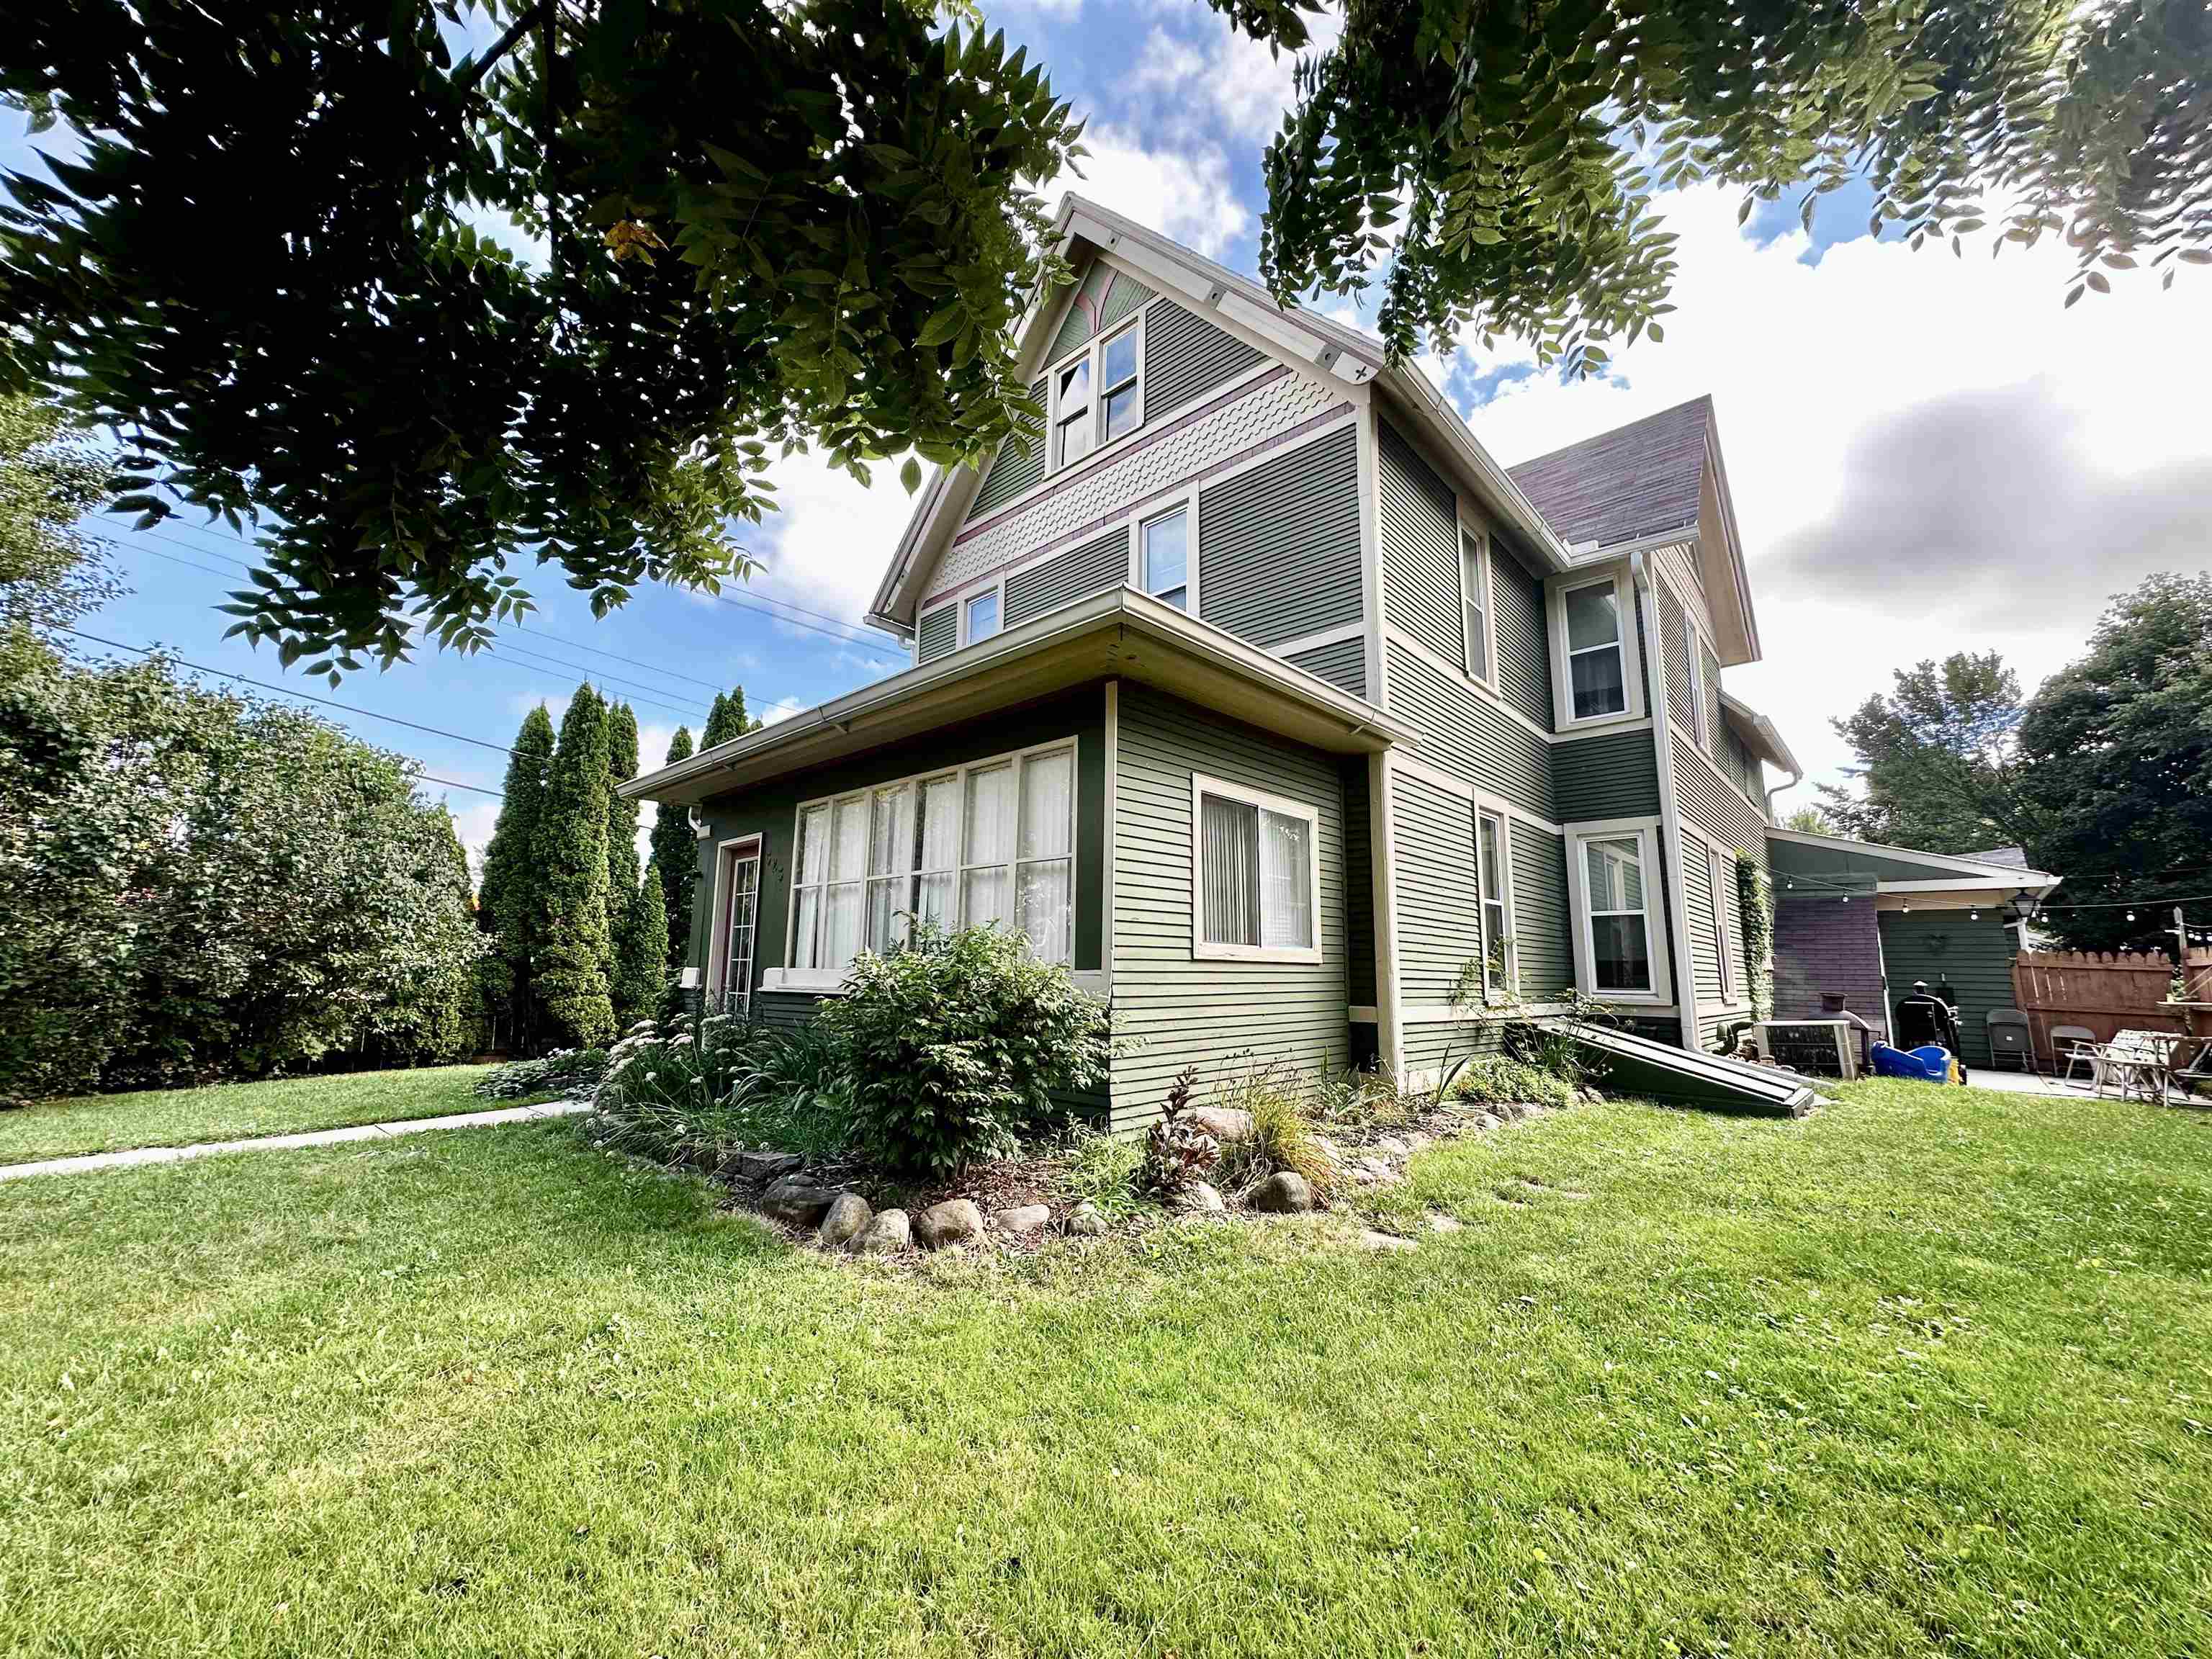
left=1766, top=826, right=2061, bottom=898
left=622, top=588, right=1413, bottom=807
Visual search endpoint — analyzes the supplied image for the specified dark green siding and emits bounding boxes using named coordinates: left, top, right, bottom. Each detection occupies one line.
left=1511, top=822, right=1573, bottom=1001
left=1344, top=757, right=1375, bottom=1005
left=1876, top=909, right=2020, bottom=1068
left=1109, top=685, right=1348, bottom=1132
left=1286, top=635, right=1364, bottom=698
left=1391, top=770, right=1478, bottom=1006
left=916, top=603, right=957, bottom=664
left=688, top=688, right=1109, bottom=998
left=1676, top=739, right=1766, bottom=858
left=1493, top=546, right=1552, bottom=729
left=1005, top=528, right=1125, bottom=628
left=1385, top=640, right=1553, bottom=819
left=1197, top=426, right=1362, bottom=649
left=1401, top=1019, right=1503, bottom=1075
left=1146, top=300, right=1264, bottom=415
left=1377, top=420, right=1463, bottom=666
left=968, top=375, right=1049, bottom=520
left=1552, top=728, right=1661, bottom=822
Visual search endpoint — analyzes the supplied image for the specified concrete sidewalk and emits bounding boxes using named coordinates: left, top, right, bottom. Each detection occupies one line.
left=0, top=1099, right=591, bottom=1183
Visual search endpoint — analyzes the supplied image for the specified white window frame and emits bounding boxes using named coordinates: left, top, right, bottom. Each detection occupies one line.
left=1189, top=772, right=1323, bottom=965
left=1708, top=842, right=1737, bottom=1004
left=1475, top=806, right=1517, bottom=1000
left=1683, top=613, right=1711, bottom=752
left=1564, top=817, right=1673, bottom=1004
left=1458, top=521, right=1495, bottom=687
left=1547, top=565, right=1645, bottom=729
left=770, top=737, right=1080, bottom=992
left=955, top=576, right=1006, bottom=647
left=1044, top=310, right=1147, bottom=476
left=1134, top=494, right=1197, bottom=613
left=705, top=834, right=763, bottom=1010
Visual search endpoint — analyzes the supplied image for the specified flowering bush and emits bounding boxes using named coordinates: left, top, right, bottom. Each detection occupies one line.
left=588, top=1012, right=850, bottom=1168
left=473, top=1046, right=608, bottom=1102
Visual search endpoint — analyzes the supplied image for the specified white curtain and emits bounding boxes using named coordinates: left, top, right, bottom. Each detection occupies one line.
left=915, top=774, right=960, bottom=930
left=866, top=784, right=916, bottom=950
left=963, top=763, right=1015, bottom=929
left=1200, top=794, right=1261, bottom=946
left=1016, top=750, right=1074, bottom=963
left=1259, top=809, right=1311, bottom=950
left=791, top=805, right=830, bottom=968
left=824, top=798, right=866, bottom=968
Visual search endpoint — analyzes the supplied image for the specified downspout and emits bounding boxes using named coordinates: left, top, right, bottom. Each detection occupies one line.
left=1764, top=764, right=1803, bottom=821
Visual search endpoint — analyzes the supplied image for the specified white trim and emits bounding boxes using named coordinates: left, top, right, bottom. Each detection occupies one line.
left=704, top=833, right=764, bottom=1007
left=1270, top=620, right=1368, bottom=660
left=1564, top=814, right=1675, bottom=1005
left=1476, top=803, right=1517, bottom=999
left=1547, top=562, right=1645, bottom=730
left=948, top=574, right=1007, bottom=649
left=1369, top=749, right=1403, bottom=1074
left=1134, top=492, right=1198, bottom=614
left=1456, top=517, right=1496, bottom=689
left=1188, top=771, right=1324, bottom=964
left=1102, top=679, right=1119, bottom=998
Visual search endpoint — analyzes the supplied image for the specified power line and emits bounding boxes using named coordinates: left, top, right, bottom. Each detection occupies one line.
left=58, top=627, right=517, bottom=757
left=422, top=776, right=505, bottom=800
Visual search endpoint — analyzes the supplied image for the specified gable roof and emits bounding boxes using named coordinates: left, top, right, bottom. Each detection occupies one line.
left=865, top=194, right=1581, bottom=635
left=1508, top=395, right=1712, bottom=552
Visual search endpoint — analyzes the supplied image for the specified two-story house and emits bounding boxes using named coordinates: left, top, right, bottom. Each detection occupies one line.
left=626, top=197, right=1814, bottom=1130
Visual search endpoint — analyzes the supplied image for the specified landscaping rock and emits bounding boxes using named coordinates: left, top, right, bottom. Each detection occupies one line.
left=1426, top=1212, right=1462, bottom=1233
left=1065, top=1202, right=1109, bottom=1238
left=1352, top=1158, right=1398, bottom=1186
left=761, top=1174, right=839, bottom=1226
left=735, top=1149, right=804, bottom=1184
left=1168, top=1180, right=1226, bottom=1215
left=993, top=1203, right=1052, bottom=1237
left=853, top=1208, right=911, bottom=1254
left=915, top=1198, right=986, bottom=1249
left=1312, top=1134, right=1344, bottom=1169
left=817, top=1192, right=872, bottom=1249
left=1375, top=1135, right=1411, bottom=1159
left=1360, top=1228, right=1418, bottom=1253
left=1184, top=1105, right=1254, bottom=1141
left=1404, top=1131, right=1434, bottom=1154
left=1248, top=1172, right=1313, bottom=1213
left=1473, top=1112, right=1504, bottom=1133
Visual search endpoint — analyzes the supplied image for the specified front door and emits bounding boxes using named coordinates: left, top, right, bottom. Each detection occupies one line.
left=720, top=845, right=762, bottom=1016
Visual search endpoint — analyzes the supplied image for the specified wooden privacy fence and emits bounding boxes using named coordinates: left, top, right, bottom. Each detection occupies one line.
left=2011, top=949, right=2212, bottom=1066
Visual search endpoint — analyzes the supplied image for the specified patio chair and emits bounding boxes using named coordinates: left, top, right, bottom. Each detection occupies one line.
left=2103, top=1030, right=2182, bottom=1105
left=2050, top=1025, right=2100, bottom=1086
left=2170, top=1037, right=2212, bottom=1104
left=1986, top=1008, right=2036, bottom=1075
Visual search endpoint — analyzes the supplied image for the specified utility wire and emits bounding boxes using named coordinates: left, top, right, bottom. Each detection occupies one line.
left=421, top=776, right=505, bottom=800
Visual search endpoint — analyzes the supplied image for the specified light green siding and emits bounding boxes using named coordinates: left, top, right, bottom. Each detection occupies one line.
left=1385, top=640, right=1552, bottom=819
left=1377, top=420, right=1463, bottom=667
left=1493, top=544, right=1552, bottom=729
left=1046, top=258, right=1117, bottom=362
left=1676, top=739, right=1766, bottom=858
left=1109, top=685, right=1347, bottom=1133
left=1005, top=527, right=1125, bottom=628
left=1552, top=728, right=1661, bottom=822
left=1391, top=770, right=1479, bottom=1007
left=1145, top=300, right=1263, bottom=415
left=1510, top=822, right=1573, bottom=1001
left=1660, top=582, right=1694, bottom=732
left=968, top=375, right=1049, bottom=520
left=1876, top=908, right=2020, bottom=1068
left=916, top=603, right=957, bottom=664
left=1684, top=840, right=1723, bottom=1008
left=1197, top=426, right=1363, bottom=649
left=1097, top=269, right=1156, bottom=328
left=1285, top=635, right=1364, bottom=698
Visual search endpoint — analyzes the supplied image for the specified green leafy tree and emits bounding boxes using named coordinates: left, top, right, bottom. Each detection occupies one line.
left=476, top=703, right=556, bottom=1051
left=1779, top=804, right=1831, bottom=836
left=0, top=393, right=119, bottom=679
left=1816, top=653, right=2044, bottom=853
left=2018, top=572, right=2212, bottom=954
left=700, top=685, right=755, bottom=749
left=649, top=724, right=696, bottom=966
left=603, top=696, right=640, bottom=900
left=613, top=855, right=670, bottom=1030
left=1, top=2, right=1079, bottom=673
left=1249, top=0, right=2212, bottom=372
left=531, top=683, right=616, bottom=1048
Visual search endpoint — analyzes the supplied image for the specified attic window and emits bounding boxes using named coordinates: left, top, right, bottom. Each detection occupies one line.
left=1053, top=357, right=1093, bottom=467
left=1048, top=315, right=1144, bottom=471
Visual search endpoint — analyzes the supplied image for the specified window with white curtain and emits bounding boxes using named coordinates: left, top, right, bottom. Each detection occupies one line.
left=786, top=741, right=1078, bottom=979
left=1582, top=834, right=1653, bottom=992
left=1192, top=775, right=1319, bottom=962
left=1563, top=579, right=1627, bottom=719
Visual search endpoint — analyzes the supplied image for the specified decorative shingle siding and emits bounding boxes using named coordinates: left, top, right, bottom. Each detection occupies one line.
left=1384, top=639, right=1552, bottom=819
left=1391, top=770, right=1478, bottom=1007
left=1676, top=739, right=1766, bottom=859
left=916, top=603, right=958, bottom=663
left=968, top=376, right=1049, bottom=520
left=1004, top=528, right=1126, bottom=628
left=1197, top=425, right=1363, bottom=649
left=1660, top=580, right=1694, bottom=732
left=1286, top=635, right=1365, bottom=698
left=1875, top=908, right=2020, bottom=1067
left=1511, top=822, right=1573, bottom=1001
left=1344, top=757, right=1375, bottom=1005
left=1145, top=300, right=1264, bottom=418
left=1108, top=685, right=1347, bottom=1131
left=1552, top=728, right=1661, bottom=822
left=1493, top=545, right=1552, bottom=729
left=1377, top=420, right=1464, bottom=666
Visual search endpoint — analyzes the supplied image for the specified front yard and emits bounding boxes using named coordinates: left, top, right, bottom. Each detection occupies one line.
left=2, top=1077, right=2208, bottom=1655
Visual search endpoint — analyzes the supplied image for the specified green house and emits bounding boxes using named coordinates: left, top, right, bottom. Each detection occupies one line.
left=626, top=197, right=1860, bottom=1130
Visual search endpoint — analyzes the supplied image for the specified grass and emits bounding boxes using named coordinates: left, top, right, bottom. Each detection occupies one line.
left=0, top=1064, right=515, bottom=1165
left=2, top=1078, right=2208, bottom=1655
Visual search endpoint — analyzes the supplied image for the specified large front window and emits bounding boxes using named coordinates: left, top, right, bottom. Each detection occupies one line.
left=1583, top=835, right=1653, bottom=992
left=1192, top=775, right=1319, bottom=962
left=788, top=742, right=1077, bottom=977
left=1565, top=580, right=1627, bottom=719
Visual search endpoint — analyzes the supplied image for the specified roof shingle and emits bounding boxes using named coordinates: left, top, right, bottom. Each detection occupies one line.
left=1506, top=395, right=1714, bottom=552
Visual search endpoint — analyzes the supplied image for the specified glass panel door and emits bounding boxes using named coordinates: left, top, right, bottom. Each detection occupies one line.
left=720, top=846, right=762, bottom=1016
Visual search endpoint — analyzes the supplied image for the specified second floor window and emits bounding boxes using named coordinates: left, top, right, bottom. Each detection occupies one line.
left=964, top=588, right=1000, bottom=644
left=1143, top=506, right=1189, bottom=609
left=1050, top=317, right=1143, bottom=471
left=1565, top=580, right=1627, bottom=719
left=1101, top=324, right=1141, bottom=441
left=1461, top=527, right=1489, bottom=680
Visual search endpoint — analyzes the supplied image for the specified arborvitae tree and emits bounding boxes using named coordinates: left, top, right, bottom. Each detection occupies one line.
left=613, top=855, right=670, bottom=1032
left=701, top=684, right=752, bottom=748
left=475, top=704, right=556, bottom=1051
left=531, top=684, right=616, bottom=1050
left=649, top=725, right=697, bottom=967
left=603, top=697, right=641, bottom=902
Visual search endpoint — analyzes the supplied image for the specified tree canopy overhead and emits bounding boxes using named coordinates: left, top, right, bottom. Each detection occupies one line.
left=1, top=0, right=1079, bottom=673
left=1249, top=0, right=2212, bottom=370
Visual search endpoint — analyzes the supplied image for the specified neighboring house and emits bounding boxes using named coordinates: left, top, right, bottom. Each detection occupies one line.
left=624, top=197, right=1817, bottom=1131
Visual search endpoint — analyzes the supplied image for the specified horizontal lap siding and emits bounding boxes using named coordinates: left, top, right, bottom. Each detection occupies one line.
left=1098, top=271, right=1156, bottom=328
left=1550, top=727, right=1660, bottom=824
left=1197, top=426, right=1363, bottom=649
left=1377, top=421, right=1463, bottom=666
left=1401, top=1019, right=1503, bottom=1077
left=1285, top=636, right=1364, bottom=698
left=1344, top=758, right=1375, bottom=1005
left=1676, top=741, right=1766, bottom=860
left=1701, top=642, right=1724, bottom=761
left=1493, top=548, right=1552, bottom=729
left=968, top=377, right=1050, bottom=520
left=1144, top=300, right=1265, bottom=418
left=1392, top=770, right=1478, bottom=1007
left=1110, top=685, right=1346, bottom=1133
left=917, top=603, right=957, bottom=664
left=1511, top=822, right=1573, bottom=1002
left=1385, top=641, right=1552, bottom=819
left=1684, top=843, right=1723, bottom=1007
left=1005, top=528, right=1127, bottom=628
left=1875, top=909, right=2019, bottom=1068
left=1660, top=583, right=1694, bottom=732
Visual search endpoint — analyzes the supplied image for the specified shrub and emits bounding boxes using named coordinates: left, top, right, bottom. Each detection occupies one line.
left=1053, top=1128, right=1145, bottom=1220
left=1210, top=1061, right=1342, bottom=1201
left=1448, top=1056, right=1577, bottom=1113
left=1311, top=1064, right=1417, bottom=1137
left=474, top=1046, right=608, bottom=1102
left=590, top=1012, right=850, bottom=1169
left=819, top=923, right=1112, bottom=1175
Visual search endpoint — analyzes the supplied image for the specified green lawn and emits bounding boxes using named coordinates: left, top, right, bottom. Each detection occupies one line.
left=2, top=1081, right=2208, bottom=1657
left=0, top=1064, right=510, bottom=1165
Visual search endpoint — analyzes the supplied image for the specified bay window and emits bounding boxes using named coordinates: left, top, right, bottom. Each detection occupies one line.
left=1192, top=775, right=1320, bottom=963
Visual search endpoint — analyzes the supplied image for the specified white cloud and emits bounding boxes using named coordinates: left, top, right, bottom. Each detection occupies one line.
left=757, top=694, right=809, bottom=726
left=1056, top=125, right=1249, bottom=258
left=1131, top=9, right=1341, bottom=143
left=739, top=446, right=925, bottom=629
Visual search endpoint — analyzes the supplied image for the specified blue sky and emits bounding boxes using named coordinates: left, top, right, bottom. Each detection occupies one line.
left=9, top=1, right=2208, bottom=862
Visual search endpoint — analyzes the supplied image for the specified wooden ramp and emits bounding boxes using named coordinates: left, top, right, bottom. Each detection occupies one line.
left=1554, top=1021, right=1820, bottom=1118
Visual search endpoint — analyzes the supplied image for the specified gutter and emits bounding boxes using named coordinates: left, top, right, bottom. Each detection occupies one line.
left=1377, top=364, right=1578, bottom=575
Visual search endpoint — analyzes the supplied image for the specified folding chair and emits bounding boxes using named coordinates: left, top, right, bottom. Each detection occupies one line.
left=1986, top=1009, right=2036, bottom=1075
left=2050, top=1025, right=2100, bottom=1087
